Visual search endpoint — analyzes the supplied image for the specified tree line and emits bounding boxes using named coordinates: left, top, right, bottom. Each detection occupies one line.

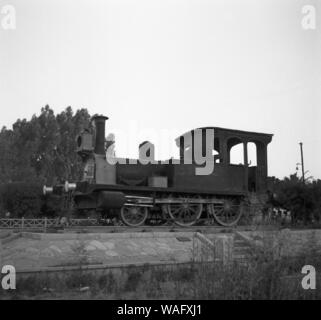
left=0, top=105, right=91, bottom=185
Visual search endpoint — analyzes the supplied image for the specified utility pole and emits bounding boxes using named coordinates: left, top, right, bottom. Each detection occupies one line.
left=299, top=142, right=305, bottom=183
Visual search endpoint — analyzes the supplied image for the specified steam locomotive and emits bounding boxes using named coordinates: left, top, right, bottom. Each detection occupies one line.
left=44, top=115, right=273, bottom=227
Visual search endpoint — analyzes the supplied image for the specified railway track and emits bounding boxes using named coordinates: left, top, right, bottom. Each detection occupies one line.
left=0, top=224, right=256, bottom=234
left=0, top=223, right=249, bottom=233
left=52, top=224, right=255, bottom=234
left=0, top=218, right=258, bottom=233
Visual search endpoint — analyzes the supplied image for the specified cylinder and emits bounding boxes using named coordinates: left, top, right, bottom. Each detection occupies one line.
left=92, top=115, right=108, bottom=155
left=97, top=191, right=126, bottom=209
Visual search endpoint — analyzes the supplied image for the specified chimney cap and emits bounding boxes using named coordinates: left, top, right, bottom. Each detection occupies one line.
left=91, top=114, right=109, bottom=122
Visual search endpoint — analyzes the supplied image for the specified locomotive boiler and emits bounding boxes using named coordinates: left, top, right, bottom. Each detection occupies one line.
left=44, top=115, right=273, bottom=227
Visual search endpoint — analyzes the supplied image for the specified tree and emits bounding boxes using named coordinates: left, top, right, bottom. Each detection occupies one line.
left=0, top=106, right=91, bottom=185
left=0, top=106, right=92, bottom=217
left=0, top=127, right=15, bottom=183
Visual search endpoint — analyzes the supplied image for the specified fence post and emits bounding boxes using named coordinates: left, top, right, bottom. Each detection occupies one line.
left=44, top=217, right=47, bottom=233
left=192, top=233, right=196, bottom=262
left=212, top=238, right=216, bottom=262
left=21, top=217, right=24, bottom=230
left=221, top=235, right=234, bottom=265
left=0, top=238, right=2, bottom=269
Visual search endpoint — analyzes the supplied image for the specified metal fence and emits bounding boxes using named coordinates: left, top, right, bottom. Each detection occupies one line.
left=0, top=218, right=100, bottom=230
left=192, top=232, right=217, bottom=262
left=192, top=232, right=234, bottom=264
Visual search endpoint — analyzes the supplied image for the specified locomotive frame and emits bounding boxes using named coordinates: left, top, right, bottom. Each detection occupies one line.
left=44, top=115, right=273, bottom=227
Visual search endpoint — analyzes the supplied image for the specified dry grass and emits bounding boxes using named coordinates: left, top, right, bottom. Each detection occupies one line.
left=1, top=231, right=321, bottom=300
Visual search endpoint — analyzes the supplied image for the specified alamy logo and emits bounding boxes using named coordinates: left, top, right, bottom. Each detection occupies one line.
left=1, top=5, right=16, bottom=30
left=301, top=265, right=316, bottom=290
left=1, top=265, right=16, bottom=290
left=301, top=5, right=316, bottom=30
left=106, top=128, right=216, bottom=175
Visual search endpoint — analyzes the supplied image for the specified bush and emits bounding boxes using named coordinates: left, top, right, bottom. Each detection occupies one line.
left=0, top=183, right=42, bottom=218
left=41, top=194, right=62, bottom=217
left=271, top=175, right=321, bottom=225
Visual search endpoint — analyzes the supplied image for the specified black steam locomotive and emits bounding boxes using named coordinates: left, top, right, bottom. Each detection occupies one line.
left=44, top=115, right=273, bottom=227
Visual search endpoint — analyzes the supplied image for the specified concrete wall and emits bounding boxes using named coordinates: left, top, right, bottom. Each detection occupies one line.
left=238, top=229, right=321, bottom=257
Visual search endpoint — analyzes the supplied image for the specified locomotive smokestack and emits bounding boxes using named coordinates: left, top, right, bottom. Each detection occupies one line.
left=92, top=115, right=108, bottom=155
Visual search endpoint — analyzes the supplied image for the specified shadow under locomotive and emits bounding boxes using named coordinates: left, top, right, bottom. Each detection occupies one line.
left=43, top=115, right=273, bottom=227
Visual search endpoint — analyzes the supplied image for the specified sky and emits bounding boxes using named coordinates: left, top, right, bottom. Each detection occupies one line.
left=0, top=0, right=320, bottom=179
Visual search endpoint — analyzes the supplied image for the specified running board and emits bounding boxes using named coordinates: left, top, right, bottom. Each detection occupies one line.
left=124, top=195, right=226, bottom=207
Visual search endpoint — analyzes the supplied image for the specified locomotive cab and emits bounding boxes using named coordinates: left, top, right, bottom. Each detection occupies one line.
left=175, top=127, right=273, bottom=195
